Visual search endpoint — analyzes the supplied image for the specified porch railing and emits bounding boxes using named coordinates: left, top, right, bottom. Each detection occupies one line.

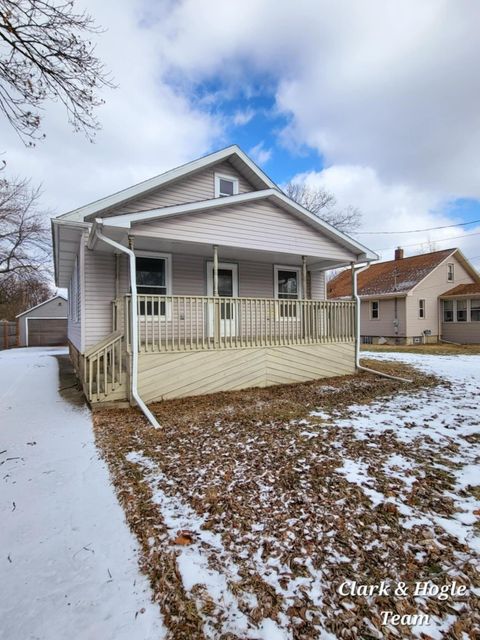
left=123, top=295, right=355, bottom=353
left=84, top=330, right=124, bottom=401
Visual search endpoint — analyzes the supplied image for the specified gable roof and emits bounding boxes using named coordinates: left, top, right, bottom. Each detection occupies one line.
left=328, top=248, right=461, bottom=298
left=59, top=145, right=278, bottom=223
left=94, top=188, right=378, bottom=262
left=16, top=294, right=67, bottom=318
left=441, top=283, right=480, bottom=297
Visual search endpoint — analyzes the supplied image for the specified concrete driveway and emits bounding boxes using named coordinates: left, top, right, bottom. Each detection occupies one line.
left=0, top=347, right=165, bottom=640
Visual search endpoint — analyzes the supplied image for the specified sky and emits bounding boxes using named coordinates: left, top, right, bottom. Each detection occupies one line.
left=2, top=0, right=480, bottom=269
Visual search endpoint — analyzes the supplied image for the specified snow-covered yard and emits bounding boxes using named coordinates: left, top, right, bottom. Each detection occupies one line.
left=94, top=353, right=480, bottom=640
left=0, top=347, right=165, bottom=640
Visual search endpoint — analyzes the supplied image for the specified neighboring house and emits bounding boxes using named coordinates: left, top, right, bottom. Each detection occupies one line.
left=16, top=294, right=68, bottom=347
left=328, top=247, right=480, bottom=344
left=52, top=145, right=377, bottom=407
left=440, top=283, right=480, bottom=344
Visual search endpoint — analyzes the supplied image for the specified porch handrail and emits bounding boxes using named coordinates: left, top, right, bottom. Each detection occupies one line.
left=84, top=330, right=124, bottom=402
left=124, top=294, right=355, bottom=353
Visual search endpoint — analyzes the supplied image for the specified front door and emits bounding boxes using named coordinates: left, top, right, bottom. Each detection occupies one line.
left=207, top=262, right=239, bottom=337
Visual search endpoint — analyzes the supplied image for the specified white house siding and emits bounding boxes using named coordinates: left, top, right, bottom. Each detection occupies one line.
left=132, top=199, right=358, bottom=262
left=406, top=254, right=474, bottom=339
left=310, top=272, right=326, bottom=300
left=67, top=240, right=83, bottom=351
left=360, top=297, right=407, bottom=340
left=113, top=161, right=255, bottom=216
left=84, top=248, right=116, bottom=348
left=18, top=297, right=68, bottom=346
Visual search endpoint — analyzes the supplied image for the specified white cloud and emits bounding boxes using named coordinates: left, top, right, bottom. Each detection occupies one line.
left=232, top=108, right=255, bottom=126
left=0, top=0, right=223, bottom=215
left=248, top=142, right=272, bottom=165
left=292, top=165, right=480, bottom=269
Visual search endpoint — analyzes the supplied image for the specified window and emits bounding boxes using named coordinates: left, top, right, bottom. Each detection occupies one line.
left=274, top=265, right=301, bottom=317
left=443, top=300, right=453, bottom=322
left=471, top=299, right=480, bottom=322
left=447, top=263, right=455, bottom=282
left=418, top=299, right=426, bottom=319
left=135, top=254, right=171, bottom=316
left=69, top=257, right=80, bottom=322
left=456, top=299, right=467, bottom=322
left=370, top=300, right=379, bottom=320
left=215, top=173, right=239, bottom=198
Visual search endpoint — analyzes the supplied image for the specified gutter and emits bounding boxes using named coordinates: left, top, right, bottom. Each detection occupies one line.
left=352, top=262, right=412, bottom=383
left=93, top=220, right=160, bottom=429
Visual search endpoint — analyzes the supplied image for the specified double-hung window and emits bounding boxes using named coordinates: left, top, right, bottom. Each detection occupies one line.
left=215, top=173, right=239, bottom=198
left=443, top=300, right=453, bottom=322
left=418, top=299, right=425, bottom=319
left=274, top=266, right=301, bottom=318
left=135, top=254, right=171, bottom=317
left=471, top=299, right=480, bottom=322
left=370, top=300, right=380, bottom=320
left=447, top=263, right=455, bottom=282
left=456, top=299, right=467, bottom=322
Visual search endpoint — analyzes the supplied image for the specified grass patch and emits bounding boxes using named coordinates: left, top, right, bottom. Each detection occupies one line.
left=361, top=343, right=480, bottom=355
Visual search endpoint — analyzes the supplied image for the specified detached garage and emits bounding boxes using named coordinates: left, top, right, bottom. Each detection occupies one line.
left=17, top=294, right=68, bottom=347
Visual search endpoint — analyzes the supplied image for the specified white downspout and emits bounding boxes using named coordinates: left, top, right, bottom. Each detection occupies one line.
left=94, top=222, right=160, bottom=428
left=352, top=262, right=412, bottom=383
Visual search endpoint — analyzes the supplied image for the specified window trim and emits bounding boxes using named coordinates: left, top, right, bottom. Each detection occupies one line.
left=471, top=298, right=480, bottom=322
left=214, top=173, right=239, bottom=198
left=443, top=299, right=454, bottom=323
left=135, top=251, right=172, bottom=319
left=418, top=298, right=426, bottom=319
left=370, top=300, right=380, bottom=320
left=447, top=262, right=455, bottom=282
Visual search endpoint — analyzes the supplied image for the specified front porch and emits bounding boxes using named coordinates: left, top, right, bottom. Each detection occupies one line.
left=81, top=294, right=356, bottom=403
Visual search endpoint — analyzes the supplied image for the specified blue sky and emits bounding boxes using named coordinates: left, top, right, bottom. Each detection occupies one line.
left=2, top=0, right=480, bottom=267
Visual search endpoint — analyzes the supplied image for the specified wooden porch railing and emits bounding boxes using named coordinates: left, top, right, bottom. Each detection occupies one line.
left=84, top=330, right=124, bottom=402
left=123, top=295, right=355, bottom=353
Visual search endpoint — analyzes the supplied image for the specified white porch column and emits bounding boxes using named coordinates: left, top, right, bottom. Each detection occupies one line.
left=302, top=256, right=308, bottom=299
left=213, top=245, right=219, bottom=297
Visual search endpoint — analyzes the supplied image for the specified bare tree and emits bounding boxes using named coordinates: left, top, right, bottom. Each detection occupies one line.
left=0, top=0, right=113, bottom=143
left=284, top=182, right=361, bottom=233
left=0, top=178, right=51, bottom=282
left=0, top=273, right=51, bottom=319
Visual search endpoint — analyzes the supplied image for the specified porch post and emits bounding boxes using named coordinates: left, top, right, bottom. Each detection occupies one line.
left=302, top=256, right=308, bottom=299
left=213, top=245, right=219, bottom=296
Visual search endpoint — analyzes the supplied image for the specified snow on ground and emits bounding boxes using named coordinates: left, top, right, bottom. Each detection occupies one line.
left=95, top=351, right=480, bottom=639
left=0, top=347, right=165, bottom=640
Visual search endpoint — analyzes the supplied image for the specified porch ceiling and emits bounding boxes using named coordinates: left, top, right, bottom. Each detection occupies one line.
left=91, top=226, right=351, bottom=271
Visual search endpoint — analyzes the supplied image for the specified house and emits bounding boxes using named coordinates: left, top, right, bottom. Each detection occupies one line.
left=51, top=145, right=377, bottom=413
left=328, top=247, right=480, bottom=344
left=16, top=294, right=68, bottom=347
left=440, top=283, right=480, bottom=344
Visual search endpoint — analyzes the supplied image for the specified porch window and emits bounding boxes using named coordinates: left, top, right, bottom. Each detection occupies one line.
left=135, top=254, right=171, bottom=316
left=471, top=299, right=480, bottom=322
left=443, top=300, right=453, bottom=322
left=215, top=173, right=239, bottom=198
left=274, top=266, right=301, bottom=318
left=456, top=299, right=467, bottom=322
left=418, top=299, right=425, bottom=319
left=370, top=300, right=379, bottom=320
left=447, top=263, right=455, bottom=282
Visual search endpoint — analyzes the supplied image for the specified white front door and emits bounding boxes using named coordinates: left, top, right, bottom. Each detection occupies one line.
left=206, top=262, right=239, bottom=337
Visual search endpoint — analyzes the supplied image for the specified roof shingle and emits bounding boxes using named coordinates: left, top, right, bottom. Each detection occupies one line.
left=441, top=283, right=480, bottom=297
left=328, top=249, right=455, bottom=298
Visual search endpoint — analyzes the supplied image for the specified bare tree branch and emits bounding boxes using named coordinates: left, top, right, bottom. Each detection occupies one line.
left=0, top=0, right=114, bottom=144
left=284, top=182, right=362, bottom=233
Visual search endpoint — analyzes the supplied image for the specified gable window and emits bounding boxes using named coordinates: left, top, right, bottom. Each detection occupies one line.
left=370, top=300, right=380, bottom=320
left=447, top=263, right=455, bottom=282
left=215, top=173, right=239, bottom=198
left=135, top=253, right=171, bottom=316
left=456, top=299, right=467, bottom=322
left=418, top=299, right=426, bottom=319
left=274, top=266, right=301, bottom=317
left=443, top=300, right=453, bottom=322
left=471, top=299, right=480, bottom=322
